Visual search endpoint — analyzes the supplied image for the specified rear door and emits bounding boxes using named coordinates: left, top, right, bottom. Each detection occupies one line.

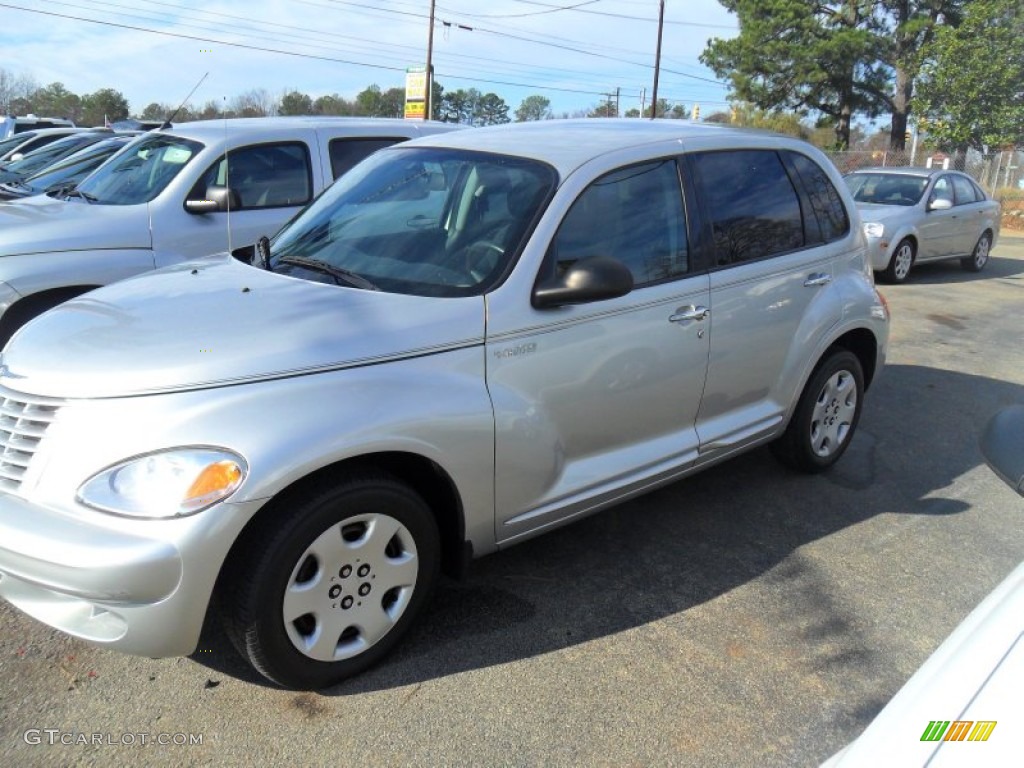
left=688, top=148, right=849, bottom=462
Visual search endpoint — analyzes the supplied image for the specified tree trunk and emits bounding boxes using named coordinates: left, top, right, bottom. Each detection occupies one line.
left=890, top=65, right=912, bottom=151
left=835, top=100, right=853, bottom=150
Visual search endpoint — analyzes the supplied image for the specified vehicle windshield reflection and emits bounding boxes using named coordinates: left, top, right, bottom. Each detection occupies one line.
left=75, top=133, right=202, bottom=205
left=270, top=147, right=555, bottom=297
left=844, top=173, right=929, bottom=207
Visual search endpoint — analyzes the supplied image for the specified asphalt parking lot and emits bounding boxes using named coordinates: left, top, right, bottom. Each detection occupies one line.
left=2, top=233, right=1023, bottom=768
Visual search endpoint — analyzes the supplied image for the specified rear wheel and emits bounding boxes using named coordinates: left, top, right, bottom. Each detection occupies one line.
left=773, top=350, right=864, bottom=473
left=880, top=238, right=914, bottom=283
left=223, top=470, right=440, bottom=689
left=960, top=232, right=991, bottom=273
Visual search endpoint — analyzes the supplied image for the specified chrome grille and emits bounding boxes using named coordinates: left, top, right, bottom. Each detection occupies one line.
left=0, top=388, right=61, bottom=493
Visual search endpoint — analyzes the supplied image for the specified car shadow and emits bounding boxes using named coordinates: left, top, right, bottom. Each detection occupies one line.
left=901, top=254, right=1024, bottom=284
left=191, top=364, right=1024, bottom=694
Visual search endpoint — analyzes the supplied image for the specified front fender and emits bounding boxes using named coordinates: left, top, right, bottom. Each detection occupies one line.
left=0, top=248, right=156, bottom=297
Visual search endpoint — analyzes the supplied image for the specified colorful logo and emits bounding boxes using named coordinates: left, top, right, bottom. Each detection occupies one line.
left=921, top=720, right=997, bottom=742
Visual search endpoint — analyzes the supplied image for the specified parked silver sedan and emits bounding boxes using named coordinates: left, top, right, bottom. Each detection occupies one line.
left=844, top=167, right=1001, bottom=283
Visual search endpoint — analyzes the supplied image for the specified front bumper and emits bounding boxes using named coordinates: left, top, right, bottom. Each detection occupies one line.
left=0, top=492, right=264, bottom=657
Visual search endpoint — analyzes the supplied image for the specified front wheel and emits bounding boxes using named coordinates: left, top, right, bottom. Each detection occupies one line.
left=880, top=238, right=915, bottom=283
left=223, top=470, right=440, bottom=689
left=773, top=350, right=864, bottom=473
left=960, top=232, right=991, bottom=273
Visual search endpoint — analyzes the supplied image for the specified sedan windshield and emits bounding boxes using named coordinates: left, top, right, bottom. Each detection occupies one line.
left=270, top=147, right=556, bottom=297
left=25, top=137, right=135, bottom=196
left=845, top=173, right=929, bottom=206
left=75, top=133, right=202, bottom=205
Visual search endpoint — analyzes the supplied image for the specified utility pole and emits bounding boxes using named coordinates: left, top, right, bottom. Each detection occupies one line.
left=425, top=0, right=436, bottom=121
left=615, top=87, right=620, bottom=117
left=651, top=0, right=664, bottom=119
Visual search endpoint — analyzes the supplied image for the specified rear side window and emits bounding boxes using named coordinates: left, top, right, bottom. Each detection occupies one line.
left=951, top=175, right=979, bottom=205
left=787, top=152, right=849, bottom=243
left=329, top=137, right=405, bottom=179
left=548, top=159, right=688, bottom=287
left=692, top=150, right=804, bottom=265
left=193, top=142, right=312, bottom=210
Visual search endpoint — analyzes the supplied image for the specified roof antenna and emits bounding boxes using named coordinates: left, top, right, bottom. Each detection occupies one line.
left=160, top=72, right=209, bottom=130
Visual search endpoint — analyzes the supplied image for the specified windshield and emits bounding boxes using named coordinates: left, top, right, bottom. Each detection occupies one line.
left=844, top=173, right=929, bottom=206
left=0, top=133, right=32, bottom=159
left=23, top=138, right=133, bottom=195
left=270, top=147, right=556, bottom=297
left=1, top=133, right=100, bottom=176
left=76, top=132, right=202, bottom=204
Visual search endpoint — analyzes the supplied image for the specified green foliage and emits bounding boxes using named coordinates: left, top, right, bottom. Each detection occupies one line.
left=515, top=95, right=552, bottom=122
left=27, top=81, right=82, bottom=121
left=915, top=0, right=1024, bottom=149
left=279, top=90, right=314, bottom=116
left=702, top=1, right=891, bottom=148
left=80, top=88, right=129, bottom=126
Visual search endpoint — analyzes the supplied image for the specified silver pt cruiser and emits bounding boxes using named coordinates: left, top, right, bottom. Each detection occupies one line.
left=0, top=120, right=889, bottom=689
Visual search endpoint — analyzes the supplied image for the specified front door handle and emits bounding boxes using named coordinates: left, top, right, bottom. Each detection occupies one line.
left=669, top=305, right=710, bottom=323
left=804, top=273, right=832, bottom=287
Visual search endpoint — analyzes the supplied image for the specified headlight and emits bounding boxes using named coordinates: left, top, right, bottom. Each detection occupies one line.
left=862, top=222, right=885, bottom=239
left=77, top=448, right=247, bottom=519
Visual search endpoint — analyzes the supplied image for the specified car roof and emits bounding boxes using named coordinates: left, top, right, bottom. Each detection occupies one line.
left=846, top=166, right=964, bottom=178
left=403, top=118, right=802, bottom=177
left=161, top=116, right=462, bottom=141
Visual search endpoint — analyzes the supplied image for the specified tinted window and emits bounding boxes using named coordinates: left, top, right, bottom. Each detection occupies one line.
left=78, top=132, right=202, bottom=205
left=951, top=175, right=978, bottom=205
left=329, top=138, right=404, bottom=178
left=548, top=159, right=688, bottom=287
left=192, top=142, right=311, bottom=209
left=788, top=152, right=849, bottom=242
left=693, top=150, right=803, bottom=265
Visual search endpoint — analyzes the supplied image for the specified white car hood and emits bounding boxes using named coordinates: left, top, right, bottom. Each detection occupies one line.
left=0, top=195, right=151, bottom=255
left=823, top=561, right=1024, bottom=767
left=0, top=255, right=485, bottom=398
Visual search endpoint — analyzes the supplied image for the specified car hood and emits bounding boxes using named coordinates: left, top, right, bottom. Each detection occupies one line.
left=822, top=560, right=1024, bottom=767
left=0, top=254, right=485, bottom=399
left=0, top=195, right=151, bottom=255
left=854, top=202, right=917, bottom=226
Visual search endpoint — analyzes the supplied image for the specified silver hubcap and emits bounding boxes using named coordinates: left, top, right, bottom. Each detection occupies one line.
left=809, top=370, right=858, bottom=458
left=892, top=243, right=913, bottom=279
left=974, top=237, right=990, bottom=268
left=282, top=513, right=418, bottom=662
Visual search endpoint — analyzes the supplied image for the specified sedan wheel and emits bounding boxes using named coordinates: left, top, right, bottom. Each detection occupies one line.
left=961, top=232, right=991, bottom=273
left=773, top=349, right=864, bottom=473
left=223, top=471, right=440, bottom=689
left=881, top=238, right=914, bottom=283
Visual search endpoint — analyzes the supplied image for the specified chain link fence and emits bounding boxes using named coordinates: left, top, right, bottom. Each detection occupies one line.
left=824, top=147, right=1023, bottom=195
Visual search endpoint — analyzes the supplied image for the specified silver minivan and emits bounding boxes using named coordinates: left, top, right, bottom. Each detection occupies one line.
left=0, top=120, right=889, bottom=689
left=0, top=117, right=462, bottom=345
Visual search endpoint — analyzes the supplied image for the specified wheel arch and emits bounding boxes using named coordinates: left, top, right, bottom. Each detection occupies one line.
left=827, top=327, right=879, bottom=391
left=0, top=285, right=100, bottom=347
left=217, top=451, right=468, bottom=593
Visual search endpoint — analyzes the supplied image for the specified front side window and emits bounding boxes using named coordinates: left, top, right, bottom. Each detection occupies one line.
left=329, top=137, right=404, bottom=178
left=77, top=133, right=202, bottom=205
left=190, top=142, right=311, bottom=210
left=269, top=147, right=556, bottom=297
left=546, top=159, right=688, bottom=287
left=693, top=150, right=803, bottom=265
left=930, top=176, right=954, bottom=206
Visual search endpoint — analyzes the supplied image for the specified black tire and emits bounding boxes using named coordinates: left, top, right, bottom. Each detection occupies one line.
left=960, top=232, right=991, bottom=273
left=772, top=349, right=864, bottom=473
left=879, top=238, right=915, bottom=283
left=223, top=470, right=440, bottom=690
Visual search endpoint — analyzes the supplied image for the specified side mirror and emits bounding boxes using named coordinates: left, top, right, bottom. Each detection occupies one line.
left=928, top=197, right=953, bottom=211
left=185, top=185, right=239, bottom=214
left=532, top=255, right=634, bottom=309
left=980, top=405, right=1024, bottom=496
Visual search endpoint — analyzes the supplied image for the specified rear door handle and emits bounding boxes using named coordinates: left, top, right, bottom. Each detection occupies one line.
left=669, top=305, right=710, bottom=323
left=804, top=273, right=832, bottom=287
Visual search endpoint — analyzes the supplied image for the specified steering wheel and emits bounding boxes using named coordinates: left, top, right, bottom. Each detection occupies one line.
left=461, top=240, right=505, bottom=282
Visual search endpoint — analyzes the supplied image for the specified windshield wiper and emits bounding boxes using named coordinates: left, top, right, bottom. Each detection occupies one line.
left=65, top=189, right=98, bottom=204
left=277, top=256, right=380, bottom=291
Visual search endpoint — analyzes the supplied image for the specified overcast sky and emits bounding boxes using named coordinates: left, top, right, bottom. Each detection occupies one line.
left=3, top=0, right=739, bottom=118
